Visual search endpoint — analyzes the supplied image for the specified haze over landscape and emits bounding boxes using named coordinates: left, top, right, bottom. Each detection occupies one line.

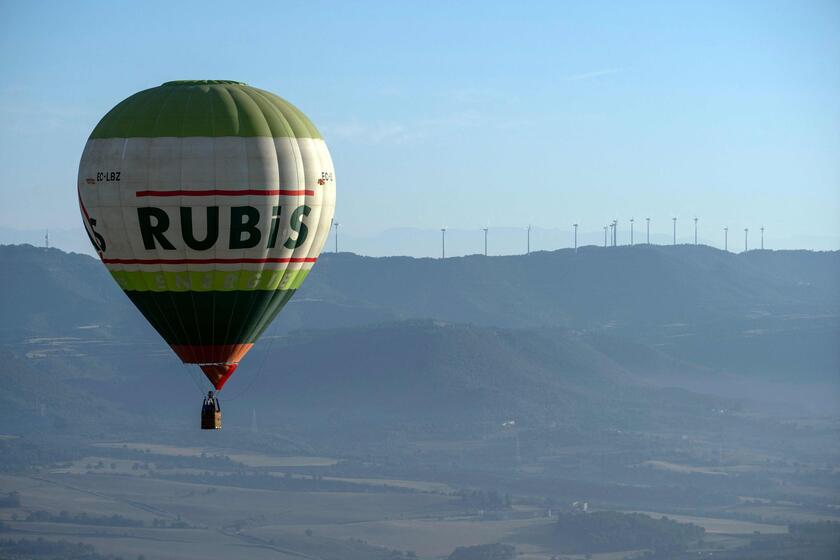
left=1, top=243, right=839, bottom=558
left=1, top=1, right=839, bottom=559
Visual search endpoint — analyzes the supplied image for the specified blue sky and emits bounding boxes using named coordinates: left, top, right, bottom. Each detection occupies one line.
left=1, top=0, right=838, bottom=253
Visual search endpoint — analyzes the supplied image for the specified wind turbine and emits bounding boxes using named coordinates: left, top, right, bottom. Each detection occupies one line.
left=333, top=220, right=340, bottom=253
left=724, top=227, right=728, bottom=251
left=672, top=217, right=677, bottom=245
left=603, top=225, right=608, bottom=247
left=646, top=218, right=650, bottom=244
left=694, top=217, right=698, bottom=246
left=527, top=225, right=531, bottom=255
left=760, top=226, right=764, bottom=250
left=573, top=223, right=578, bottom=252
left=441, top=227, right=447, bottom=259
left=482, top=227, right=489, bottom=256
left=630, top=218, right=634, bottom=245
left=744, top=228, right=749, bottom=252
left=612, top=220, right=617, bottom=246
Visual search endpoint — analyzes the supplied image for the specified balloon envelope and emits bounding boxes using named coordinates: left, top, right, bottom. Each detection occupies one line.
left=77, top=80, right=335, bottom=389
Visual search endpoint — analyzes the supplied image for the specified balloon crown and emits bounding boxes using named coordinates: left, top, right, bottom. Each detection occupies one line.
left=162, top=80, right=246, bottom=86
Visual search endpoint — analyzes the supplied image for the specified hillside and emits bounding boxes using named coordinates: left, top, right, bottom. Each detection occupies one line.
left=227, top=321, right=719, bottom=429
left=3, top=243, right=837, bottom=435
left=1, top=243, right=838, bottom=560
left=295, top=244, right=840, bottom=330
left=0, top=244, right=139, bottom=337
left=1, top=315, right=721, bottom=436
left=2, top=243, right=837, bottom=381
left=7, top=244, right=838, bottom=336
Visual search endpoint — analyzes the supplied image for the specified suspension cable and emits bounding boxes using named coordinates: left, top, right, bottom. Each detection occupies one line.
left=216, top=325, right=283, bottom=402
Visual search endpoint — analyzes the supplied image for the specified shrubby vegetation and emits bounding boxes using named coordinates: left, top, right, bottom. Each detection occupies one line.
left=447, top=542, right=515, bottom=560
left=158, top=471, right=416, bottom=494
left=25, top=510, right=143, bottom=527
left=151, top=517, right=191, bottom=529
left=0, top=491, right=21, bottom=507
left=101, top=447, right=240, bottom=471
left=551, top=511, right=704, bottom=554
left=790, top=520, right=840, bottom=540
left=0, top=537, right=124, bottom=559
left=0, top=438, right=88, bottom=472
left=455, top=489, right=512, bottom=510
left=711, top=521, right=840, bottom=559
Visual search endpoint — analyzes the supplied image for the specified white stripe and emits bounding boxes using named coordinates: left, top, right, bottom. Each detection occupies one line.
left=78, top=136, right=336, bottom=267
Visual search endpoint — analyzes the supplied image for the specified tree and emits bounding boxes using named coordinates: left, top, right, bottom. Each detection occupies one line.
left=448, top=543, right=515, bottom=560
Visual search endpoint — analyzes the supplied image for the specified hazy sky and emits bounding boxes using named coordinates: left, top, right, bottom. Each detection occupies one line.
left=1, top=0, right=838, bottom=251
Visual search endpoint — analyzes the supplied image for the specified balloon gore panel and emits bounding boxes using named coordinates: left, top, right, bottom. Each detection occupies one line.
left=78, top=81, right=336, bottom=389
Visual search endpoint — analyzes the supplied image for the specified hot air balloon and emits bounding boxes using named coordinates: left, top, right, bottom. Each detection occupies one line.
left=77, top=80, right=335, bottom=427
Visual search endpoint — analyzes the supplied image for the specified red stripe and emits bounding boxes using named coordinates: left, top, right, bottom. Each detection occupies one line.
left=172, top=343, right=253, bottom=365
left=102, top=257, right=317, bottom=264
left=136, top=189, right=314, bottom=197
left=77, top=190, right=104, bottom=258
left=78, top=193, right=91, bottom=221
left=201, top=364, right=239, bottom=391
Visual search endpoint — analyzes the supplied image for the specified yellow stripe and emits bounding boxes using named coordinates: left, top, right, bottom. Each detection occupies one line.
left=109, top=269, right=310, bottom=292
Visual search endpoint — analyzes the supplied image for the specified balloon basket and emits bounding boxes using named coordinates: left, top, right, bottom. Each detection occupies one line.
left=201, top=408, right=222, bottom=430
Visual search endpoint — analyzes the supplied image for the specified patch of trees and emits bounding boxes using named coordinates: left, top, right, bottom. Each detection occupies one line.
left=0, top=438, right=88, bottom=472
left=447, top=543, right=516, bottom=560
left=25, top=510, right=143, bottom=527
left=0, top=537, right=124, bottom=559
left=455, top=489, right=512, bottom=510
left=0, top=491, right=21, bottom=507
left=502, top=474, right=736, bottom=509
left=734, top=521, right=840, bottom=557
left=338, top=537, right=418, bottom=560
left=789, top=520, right=840, bottom=540
left=151, top=517, right=191, bottom=529
left=99, top=447, right=239, bottom=471
left=551, top=511, right=704, bottom=554
left=382, top=552, right=418, bottom=560
left=85, top=460, right=119, bottom=470
left=702, top=526, right=840, bottom=560
left=158, top=471, right=415, bottom=494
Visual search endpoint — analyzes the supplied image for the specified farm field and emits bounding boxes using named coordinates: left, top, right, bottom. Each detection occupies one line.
left=3, top=428, right=839, bottom=560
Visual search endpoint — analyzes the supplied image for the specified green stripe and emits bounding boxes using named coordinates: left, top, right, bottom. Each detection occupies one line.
left=109, top=269, right=309, bottom=292
left=90, top=81, right=322, bottom=139
left=124, top=290, right=295, bottom=346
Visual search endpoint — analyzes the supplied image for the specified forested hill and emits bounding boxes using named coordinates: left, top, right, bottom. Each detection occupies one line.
left=0, top=243, right=837, bottom=433
left=296, top=244, right=840, bottom=330
left=4, top=243, right=836, bottom=335
left=1, top=243, right=838, bottom=380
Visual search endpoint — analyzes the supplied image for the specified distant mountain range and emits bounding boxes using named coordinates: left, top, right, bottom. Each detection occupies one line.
left=4, top=225, right=840, bottom=257
left=298, top=244, right=840, bottom=328
left=279, top=244, right=840, bottom=382
left=0, top=243, right=837, bottom=434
